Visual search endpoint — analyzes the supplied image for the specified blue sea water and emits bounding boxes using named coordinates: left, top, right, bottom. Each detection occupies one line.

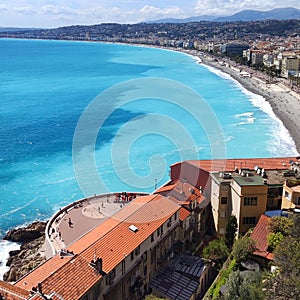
left=0, top=38, right=298, bottom=245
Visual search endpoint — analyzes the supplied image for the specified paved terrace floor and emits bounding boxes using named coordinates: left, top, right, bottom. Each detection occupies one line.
left=47, top=193, right=148, bottom=256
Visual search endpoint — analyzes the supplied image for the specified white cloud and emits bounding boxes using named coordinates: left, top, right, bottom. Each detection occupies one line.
left=194, top=0, right=300, bottom=15
left=0, top=0, right=300, bottom=27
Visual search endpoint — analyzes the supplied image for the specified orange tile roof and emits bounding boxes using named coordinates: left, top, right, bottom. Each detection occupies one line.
left=179, top=207, right=191, bottom=221
left=155, top=182, right=177, bottom=193
left=79, top=194, right=180, bottom=273
left=16, top=255, right=73, bottom=292
left=68, top=194, right=161, bottom=254
left=15, top=194, right=180, bottom=300
left=157, top=179, right=206, bottom=205
left=186, top=157, right=298, bottom=173
left=250, top=214, right=274, bottom=260
left=0, top=281, right=29, bottom=300
left=38, top=255, right=101, bottom=300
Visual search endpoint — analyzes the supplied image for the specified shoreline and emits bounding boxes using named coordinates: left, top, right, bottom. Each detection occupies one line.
left=202, top=57, right=300, bottom=154
left=4, top=38, right=300, bottom=154
left=113, top=41, right=300, bottom=154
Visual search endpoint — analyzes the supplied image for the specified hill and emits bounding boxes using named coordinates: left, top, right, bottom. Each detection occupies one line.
left=150, top=7, right=300, bottom=23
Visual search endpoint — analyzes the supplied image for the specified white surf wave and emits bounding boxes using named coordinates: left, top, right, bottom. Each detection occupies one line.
left=201, top=63, right=298, bottom=157
left=0, top=240, right=20, bottom=280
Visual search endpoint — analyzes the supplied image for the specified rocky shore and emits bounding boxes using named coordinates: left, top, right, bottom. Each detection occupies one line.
left=3, top=221, right=47, bottom=282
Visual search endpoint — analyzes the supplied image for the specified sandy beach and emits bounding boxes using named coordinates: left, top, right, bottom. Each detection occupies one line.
left=142, top=44, right=300, bottom=154
left=198, top=55, right=300, bottom=154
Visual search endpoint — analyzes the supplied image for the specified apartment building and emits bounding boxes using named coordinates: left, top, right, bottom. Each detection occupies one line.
left=0, top=192, right=212, bottom=300
left=170, top=157, right=299, bottom=236
left=281, top=53, right=300, bottom=78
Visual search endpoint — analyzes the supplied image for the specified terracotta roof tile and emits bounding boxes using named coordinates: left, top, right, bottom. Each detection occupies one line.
left=15, top=194, right=180, bottom=300
left=156, top=180, right=206, bottom=205
left=79, top=194, right=180, bottom=273
left=179, top=207, right=191, bottom=221
left=38, top=255, right=101, bottom=300
left=186, top=157, right=298, bottom=173
left=16, top=256, right=73, bottom=292
left=250, top=214, right=273, bottom=260
left=68, top=194, right=160, bottom=254
left=155, top=182, right=177, bottom=193
left=0, top=281, right=29, bottom=299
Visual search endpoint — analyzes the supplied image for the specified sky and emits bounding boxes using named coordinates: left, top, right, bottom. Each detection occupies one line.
left=0, top=0, right=300, bottom=28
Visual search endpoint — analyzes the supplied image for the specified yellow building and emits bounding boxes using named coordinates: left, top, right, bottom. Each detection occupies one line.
left=171, top=157, right=299, bottom=236
left=282, top=180, right=300, bottom=210
left=210, top=172, right=268, bottom=235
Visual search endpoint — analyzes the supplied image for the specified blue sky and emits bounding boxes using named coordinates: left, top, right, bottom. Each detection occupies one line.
left=0, top=0, right=300, bottom=28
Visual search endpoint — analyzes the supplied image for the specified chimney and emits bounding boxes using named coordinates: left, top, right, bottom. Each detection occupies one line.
left=37, top=282, right=43, bottom=295
left=90, top=257, right=106, bottom=276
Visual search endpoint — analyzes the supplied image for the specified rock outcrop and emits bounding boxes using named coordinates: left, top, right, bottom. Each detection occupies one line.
left=3, top=221, right=47, bottom=282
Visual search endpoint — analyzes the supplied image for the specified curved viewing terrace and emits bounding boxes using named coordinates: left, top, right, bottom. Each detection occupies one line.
left=45, top=192, right=149, bottom=258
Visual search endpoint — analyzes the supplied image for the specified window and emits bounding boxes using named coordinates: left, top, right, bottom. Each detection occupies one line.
left=221, top=197, right=228, bottom=205
left=157, top=228, right=160, bottom=237
left=221, top=184, right=229, bottom=191
left=174, top=211, right=177, bottom=220
left=220, top=210, right=226, bottom=218
left=242, top=217, right=256, bottom=225
left=151, top=233, right=154, bottom=242
left=219, top=227, right=225, bottom=234
left=130, top=251, right=134, bottom=261
left=135, top=246, right=140, bottom=255
left=285, top=191, right=291, bottom=200
left=106, top=268, right=116, bottom=286
left=144, top=265, right=147, bottom=277
left=244, top=197, right=257, bottom=206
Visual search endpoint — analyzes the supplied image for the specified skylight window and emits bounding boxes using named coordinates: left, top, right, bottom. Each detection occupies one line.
left=129, top=224, right=138, bottom=233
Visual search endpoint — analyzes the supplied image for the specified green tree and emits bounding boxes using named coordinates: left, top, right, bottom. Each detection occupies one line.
left=267, top=231, right=283, bottom=251
left=225, top=215, right=238, bottom=249
left=225, top=270, right=264, bottom=300
left=224, top=270, right=240, bottom=299
left=267, top=216, right=293, bottom=235
left=264, top=215, right=300, bottom=299
left=202, top=238, right=229, bottom=268
left=232, top=235, right=256, bottom=264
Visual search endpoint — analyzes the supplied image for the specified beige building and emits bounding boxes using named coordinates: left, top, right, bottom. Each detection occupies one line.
left=170, top=157, right=299, bottom=236
left=282, top=181, right=300, bottom=210
left=281, top=55, right=300, bottom=78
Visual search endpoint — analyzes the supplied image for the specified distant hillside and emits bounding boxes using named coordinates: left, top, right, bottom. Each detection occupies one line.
left=147, top=15, right=215, bottom=23
left=215, top=7, right=300, bottom=22
left=0, top=27, right=42, bottom=32
left=150, top=7, right=300, bottom=23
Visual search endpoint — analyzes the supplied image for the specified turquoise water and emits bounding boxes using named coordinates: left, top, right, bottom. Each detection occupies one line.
left=0, top=38, right=298, bottom=238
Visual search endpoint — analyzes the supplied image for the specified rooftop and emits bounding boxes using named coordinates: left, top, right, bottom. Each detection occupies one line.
left=234, top=175, right=265, bottom=186
left=150, top=254, right=207, bottom=300
left=185, top=157, right=299, bottom=173
left=15, top=194, right=181, bottom=299
left=250, top=214, right=273, bottom=260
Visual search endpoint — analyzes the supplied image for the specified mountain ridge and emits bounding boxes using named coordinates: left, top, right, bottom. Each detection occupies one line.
left=148, top=7, right=300, bottom=23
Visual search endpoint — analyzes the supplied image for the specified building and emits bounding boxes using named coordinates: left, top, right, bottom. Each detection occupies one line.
left=0, top=192, right=212, bottom=300
left=220, top=43, right=249, bottom=55
left=250, top=214, right=273, bottom=262
left=1, top=156, right=299, bottom=299
left=281, top=54, right=300, bottom=78
left=169, top=157, right=299, bottom=236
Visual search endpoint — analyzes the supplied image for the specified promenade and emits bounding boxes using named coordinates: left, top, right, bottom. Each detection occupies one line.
left=45, top=192, right=148, bottom=258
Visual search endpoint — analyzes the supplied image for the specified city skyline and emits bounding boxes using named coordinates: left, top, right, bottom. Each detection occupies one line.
left=0, top=0, right=300, bottom=28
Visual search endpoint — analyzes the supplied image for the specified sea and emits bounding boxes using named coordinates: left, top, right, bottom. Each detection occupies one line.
left=0, top=38, right=298, bottom=277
